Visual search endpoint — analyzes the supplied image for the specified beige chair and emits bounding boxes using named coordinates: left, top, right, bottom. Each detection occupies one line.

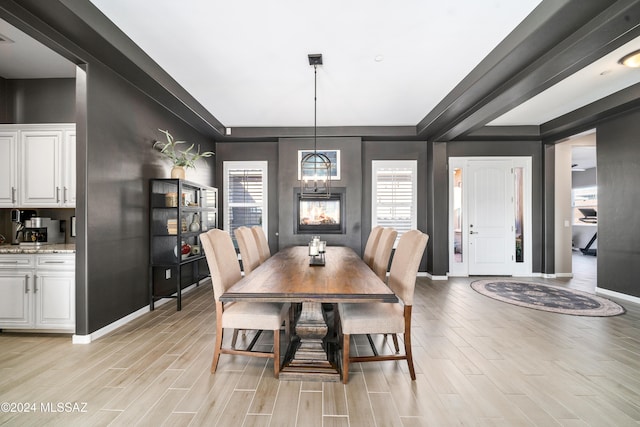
left=339, top=229, right=429, bottom=384
left=362, top=226, right=383, bottom=269
left=251, top=226, right=271, bottom=264
left=235, top=226, right=261, bottom=275
left=371, top=227, right=397, bottom=281
left=201, top=229, right=289, bottom=378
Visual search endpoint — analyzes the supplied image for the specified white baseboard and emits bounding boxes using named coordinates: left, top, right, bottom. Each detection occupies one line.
left=72, top=282, right=202, bottom=344
left=555, top=273, right=574, bottom=278
left=596, top=287, right=640, bottom=306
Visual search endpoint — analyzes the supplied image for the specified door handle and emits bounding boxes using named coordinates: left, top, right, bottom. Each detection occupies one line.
left=470, top=231, right=478, bottom=234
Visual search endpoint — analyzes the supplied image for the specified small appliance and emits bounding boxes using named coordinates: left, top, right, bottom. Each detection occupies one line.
left=10, top=209, right=37, bottom=245
left=19, top=218, right=65, bottom=246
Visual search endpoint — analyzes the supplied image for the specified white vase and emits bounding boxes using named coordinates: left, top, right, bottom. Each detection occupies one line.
left=171, top=166, right=185, bottom=179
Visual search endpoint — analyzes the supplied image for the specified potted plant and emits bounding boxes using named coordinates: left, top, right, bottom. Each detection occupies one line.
left=153, top=129, right=214, bottom=179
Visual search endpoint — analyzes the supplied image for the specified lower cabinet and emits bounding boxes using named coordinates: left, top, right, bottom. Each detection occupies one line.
left=0, top=254, right=75, bottom=332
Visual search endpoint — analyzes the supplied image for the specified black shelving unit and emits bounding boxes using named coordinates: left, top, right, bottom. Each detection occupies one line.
left=149, top=179, right=218, bottom=310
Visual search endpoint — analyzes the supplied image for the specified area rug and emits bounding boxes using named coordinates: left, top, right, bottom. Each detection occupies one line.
left=471, top=280, right=625, bottom=317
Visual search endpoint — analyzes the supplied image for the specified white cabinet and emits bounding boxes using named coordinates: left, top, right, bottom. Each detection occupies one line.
left=0, top=131, right=18, bottom=206
left=0, top=254, right=75, bottom=332
left=0, top=124, right=76, bottom=208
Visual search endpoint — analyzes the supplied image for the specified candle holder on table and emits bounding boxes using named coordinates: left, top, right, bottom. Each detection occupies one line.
left=308, top=236, right=326, bottom=266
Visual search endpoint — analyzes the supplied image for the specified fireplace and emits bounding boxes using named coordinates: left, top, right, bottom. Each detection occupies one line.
left=295, top=188, right=346, bottom=234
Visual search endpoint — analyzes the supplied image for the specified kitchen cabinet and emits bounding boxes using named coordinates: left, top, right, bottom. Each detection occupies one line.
left=149, top=179, right=217, bottom=310
left=0, top=254, right=75, bottom=332
left=0, top=131, right=18, bottom=206
left=0, top=124, right=76, bottom=208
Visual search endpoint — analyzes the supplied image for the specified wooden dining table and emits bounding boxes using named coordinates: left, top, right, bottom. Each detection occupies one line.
left=220, top=245, right=397, bottom=381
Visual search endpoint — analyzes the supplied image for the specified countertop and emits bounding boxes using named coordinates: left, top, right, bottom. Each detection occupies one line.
left=0, top=244, right=76, bottom=254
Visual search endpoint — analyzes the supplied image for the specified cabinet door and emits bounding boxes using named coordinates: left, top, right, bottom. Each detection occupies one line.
left=34, top=271, right=75, bottom=330
left=0, top=131, right=18, bottom=207
left=62, top=130, right=76, bottom=207
left=19, top=130, right=62, bottom=207
left=0, top=270, right=33, bottom=328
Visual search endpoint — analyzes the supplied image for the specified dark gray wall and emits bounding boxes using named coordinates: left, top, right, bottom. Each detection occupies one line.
left=6, top=78, right=76, bottom=123
left=596, top=109, right=640, bottom=298
left=0, top=77, right=10, bottom=122
left=278, top=137, right=362, bottom=253
left=80, top=61, right=215, bottom=334
left=443, top=140, right=545, bottom=274
left=363, top=141, right=428, bottom=270
left=215, top=141, right=279, bottom=254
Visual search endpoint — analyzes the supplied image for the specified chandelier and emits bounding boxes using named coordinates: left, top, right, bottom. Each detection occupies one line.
left=300, top=53, right=331, bottom=199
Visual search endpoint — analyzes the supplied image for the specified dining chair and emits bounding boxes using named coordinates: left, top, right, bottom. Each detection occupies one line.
left=362, top=225, right=383, bottom=269
left=338, top=229, right=429, bottom=384
left=371, top=227, right=397, bottom=281
left=235, top=226, right=261, bottom=275
left=251, top=225, right=271, bottom=263
left=200, top=229, right=289, bottom=378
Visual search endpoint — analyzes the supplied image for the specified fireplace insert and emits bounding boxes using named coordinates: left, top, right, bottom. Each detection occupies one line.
left=295, top=188, right=346, bottom=234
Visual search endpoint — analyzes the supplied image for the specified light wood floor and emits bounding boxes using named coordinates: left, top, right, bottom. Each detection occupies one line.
left=1, top=256, right=639, bottom=426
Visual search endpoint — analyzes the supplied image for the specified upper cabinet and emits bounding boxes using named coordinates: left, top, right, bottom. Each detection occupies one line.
left=0, top=124, right=76, bottom=208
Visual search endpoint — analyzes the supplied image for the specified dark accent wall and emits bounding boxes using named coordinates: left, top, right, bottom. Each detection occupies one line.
left=596, top=109, right=640, bottom=298
left=7, top=78, right=76, bottom=123
left=79, top=61, right=215, bottom=334
left=363, top=141, right=428, bottom=270
left=278, top=137, right=362, bottom=253
left=0, top=77, right=10, bottom=122
left=443, top=140, right=545, bottom=274
left=215, top=141, right=279, bottom=255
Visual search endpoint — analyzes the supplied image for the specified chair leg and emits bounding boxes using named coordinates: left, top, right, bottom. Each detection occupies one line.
left=342, top=333, right=350, bottom=384
left=273, top=328, right=280, bottom=379
left=403, top=307, right=416, bottom=380
left=392, top=334, right=400, bottom=353
left=231, top=329, right=239, bottom=349
left=211, top=324, right=224, bottom=374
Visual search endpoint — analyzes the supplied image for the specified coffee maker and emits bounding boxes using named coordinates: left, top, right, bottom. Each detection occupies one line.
left=10, top=209, right=37, bottom=245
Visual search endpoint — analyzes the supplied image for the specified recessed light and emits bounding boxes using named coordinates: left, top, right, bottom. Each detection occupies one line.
left=374, top=55, right=384, bottom=62
left=619, top=49, right=640, bottom=67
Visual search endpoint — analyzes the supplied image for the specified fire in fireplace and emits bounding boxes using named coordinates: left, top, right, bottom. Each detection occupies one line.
left=295, top=189, right=346, bottom=234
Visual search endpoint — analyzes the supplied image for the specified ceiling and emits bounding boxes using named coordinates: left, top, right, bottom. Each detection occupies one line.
left=0, top=1, right=638, bottom=156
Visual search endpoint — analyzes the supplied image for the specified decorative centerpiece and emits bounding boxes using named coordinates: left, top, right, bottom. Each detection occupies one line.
left=308, top=235, right=326, bottom=266
left=153, top=129, right=214, bottom=179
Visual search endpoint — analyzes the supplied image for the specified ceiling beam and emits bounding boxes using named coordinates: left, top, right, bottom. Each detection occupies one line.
left=222, top=126, right=419, bottom=142
left=418, top=0, right=640, bottom=142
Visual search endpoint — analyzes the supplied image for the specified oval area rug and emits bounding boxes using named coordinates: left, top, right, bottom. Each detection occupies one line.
left=471, top=280, right=625, bottom=317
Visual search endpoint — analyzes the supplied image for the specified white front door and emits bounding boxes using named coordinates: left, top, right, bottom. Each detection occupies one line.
left=449, top=157, right=532, bottom=277
left=467, top=160, right=514, bottom=275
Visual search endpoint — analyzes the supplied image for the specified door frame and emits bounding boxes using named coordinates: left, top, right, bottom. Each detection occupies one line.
left=448, top=156, right=532, bottom=277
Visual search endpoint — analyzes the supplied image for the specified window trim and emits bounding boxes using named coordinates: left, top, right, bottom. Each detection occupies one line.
left=222, top=161, right=268, bottom=240
left=371, top=160, right=418, bottom=244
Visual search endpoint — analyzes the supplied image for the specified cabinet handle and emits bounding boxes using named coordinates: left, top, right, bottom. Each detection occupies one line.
left=34, top=274, right=38, bottom=293
left=43, top=261, right=65, bottom=264
left=56, top=187, right=60, bottom=203
left=12, top=187, right=16, bottom=204
left=25, top=274, right=30, bottom=293
left=1, top=260, right=19, bottom=265
left=63, top=187, right=68, bottom=203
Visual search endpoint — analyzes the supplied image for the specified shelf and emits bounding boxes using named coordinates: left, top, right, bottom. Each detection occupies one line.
left=149, top=179, right=217, bottom=311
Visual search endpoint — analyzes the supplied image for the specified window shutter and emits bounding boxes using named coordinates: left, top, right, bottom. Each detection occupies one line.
left=372, top=160, right=417, bottom=243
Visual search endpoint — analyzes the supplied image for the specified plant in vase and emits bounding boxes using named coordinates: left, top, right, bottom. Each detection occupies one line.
left=153, top=129, right=214, bottom=179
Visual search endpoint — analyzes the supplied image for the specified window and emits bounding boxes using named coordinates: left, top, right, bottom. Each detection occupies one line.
left=372, top=160, right=417, bottom=244
left=223, top=161, right=268, bottom=246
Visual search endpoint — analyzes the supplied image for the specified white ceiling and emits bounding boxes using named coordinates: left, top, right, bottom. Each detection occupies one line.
left=1, top=0, right=638, bottom=156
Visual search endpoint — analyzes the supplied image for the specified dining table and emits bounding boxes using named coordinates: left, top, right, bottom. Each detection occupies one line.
left=220, top=245, right=398, bottom=382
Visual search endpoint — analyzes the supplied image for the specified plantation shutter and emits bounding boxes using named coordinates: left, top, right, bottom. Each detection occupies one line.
left=372, top=160, right=417, bottom=243
left=223, top=162, right=268, bottom=245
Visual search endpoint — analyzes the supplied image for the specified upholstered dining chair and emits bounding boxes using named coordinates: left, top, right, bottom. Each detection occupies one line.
left=251, top=226, right=271, bottom=264
left=200, top=229, right=289, bottom=378
left=338, top=229, right=429, bottom=384
left=371, top=227, right=397, bottom=281
left=362, top=225, right=383, bottom=269
left=235, top=226, right=261, bottom=275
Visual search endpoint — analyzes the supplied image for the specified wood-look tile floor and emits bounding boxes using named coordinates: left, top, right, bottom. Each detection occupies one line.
left=2, top=254, right=639, bottom=426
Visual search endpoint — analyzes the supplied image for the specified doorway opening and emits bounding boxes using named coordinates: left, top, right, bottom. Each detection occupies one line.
left=448, top=157, right=532, bottom=277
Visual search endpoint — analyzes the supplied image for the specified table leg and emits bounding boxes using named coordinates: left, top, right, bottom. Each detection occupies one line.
left=279, top=301, right=340, bottom=382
